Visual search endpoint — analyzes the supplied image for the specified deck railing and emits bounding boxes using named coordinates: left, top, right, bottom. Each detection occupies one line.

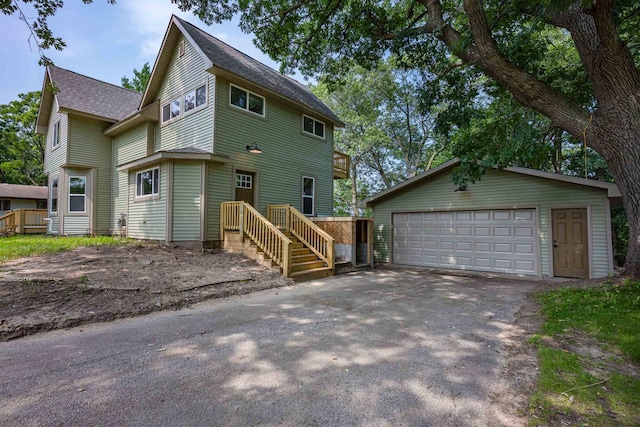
left=267, top=204, right=335, bottom=271
left=333, top=151, right=350, bottom=179
left=0, top=209, right=47, bottom=234
left=221, top=201, right=293, bottom=276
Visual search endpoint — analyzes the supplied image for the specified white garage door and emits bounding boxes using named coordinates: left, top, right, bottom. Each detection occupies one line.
left=393, top=209, right=538, bottom=275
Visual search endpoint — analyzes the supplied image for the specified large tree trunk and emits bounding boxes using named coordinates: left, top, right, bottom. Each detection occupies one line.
left=591, top=123, right=640, bottom=278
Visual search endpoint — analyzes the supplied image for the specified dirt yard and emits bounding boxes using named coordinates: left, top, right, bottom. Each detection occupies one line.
left=0, top=242, right=292, bottom=341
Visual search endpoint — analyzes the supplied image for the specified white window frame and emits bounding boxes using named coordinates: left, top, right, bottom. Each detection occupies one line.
left=184, top=82, right=208, bottom=116
left=68, top=176, right=86, bottom=213
left=229, top=83, right=265, bottom=117
left=160, top=97, right=181, bottom=126
left=135, top=167, right=160, bottom=199
left=52, top=121, right=60, bottom=149
left=302, top=114, right=325, bottom=139
left=50, top=177, right=59, bottom=214
left=235, top=173, right=253, bottom=189
left=302, top=176, right=315, bottom=216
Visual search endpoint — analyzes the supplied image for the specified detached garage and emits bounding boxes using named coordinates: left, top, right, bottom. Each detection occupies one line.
left=362, top=159, right=621, bottom=279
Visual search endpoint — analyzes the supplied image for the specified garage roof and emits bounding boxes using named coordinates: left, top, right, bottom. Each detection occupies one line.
left=362, top=159, right=621, bottom=207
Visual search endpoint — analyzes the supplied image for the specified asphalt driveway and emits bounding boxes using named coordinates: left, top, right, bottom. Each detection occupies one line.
left=0, top=268, right=540, bottom=426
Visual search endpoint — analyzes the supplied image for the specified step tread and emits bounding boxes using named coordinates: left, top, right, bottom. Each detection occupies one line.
left=290, top=266, right=333, bottom=276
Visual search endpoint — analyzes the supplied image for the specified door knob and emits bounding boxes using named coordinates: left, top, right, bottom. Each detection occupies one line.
left=553, top=241, right=558, bottom=248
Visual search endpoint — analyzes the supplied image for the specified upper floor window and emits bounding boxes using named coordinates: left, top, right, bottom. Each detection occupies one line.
left=161, top=82, right=208, bottom=126
left=136, top=167, right=159, bottom=198
left=68, top=176, right=86, bottom=213
left=230, top=84, right=265, bottom=116
left=184, top=84, right=207, bottom=114
left=161, top=98, right=181, bottom=124
left=50, top=177, right=58, bottom=213
left=303, top=115, right=325, bottom=139
left=52, top=121, right=60, bottom=148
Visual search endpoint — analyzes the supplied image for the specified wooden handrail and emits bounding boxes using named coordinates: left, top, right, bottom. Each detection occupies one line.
left=0, top=209, right=47, bottom=234
left=221, top=201, right=293, bottom=277
left=267, top=204, right=335, bottom=271
left=0, top=210, right=16, bottom=234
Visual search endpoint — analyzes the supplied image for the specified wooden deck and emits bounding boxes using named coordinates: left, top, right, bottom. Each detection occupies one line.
left=0, top=209, right=48, bottom=235
left=333, top=151, right=350, bottom=179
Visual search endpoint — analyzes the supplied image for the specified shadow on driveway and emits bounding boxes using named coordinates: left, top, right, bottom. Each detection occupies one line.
left=0, top=269, right=541, bottom=426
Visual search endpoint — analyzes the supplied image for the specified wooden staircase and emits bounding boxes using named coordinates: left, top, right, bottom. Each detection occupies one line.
left=220, top=202, right=334, bottom=281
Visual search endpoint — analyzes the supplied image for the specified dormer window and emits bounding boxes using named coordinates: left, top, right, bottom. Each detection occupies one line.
left=230, top=84, right=265, bottom=116
left=302, top=114, right=325, bottom=139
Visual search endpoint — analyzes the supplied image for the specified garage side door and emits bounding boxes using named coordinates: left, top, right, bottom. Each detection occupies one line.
left=393, top=209, right=538, bottom=275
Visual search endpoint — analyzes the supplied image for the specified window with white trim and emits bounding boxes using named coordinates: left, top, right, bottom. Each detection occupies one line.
left=302, top=176, right=315, bottom=216
left=136, top=167, right=159, bottom=198
left=161, top=98, right=181, bottom=124
left=230, top=84, right=265, bottom=116
left=50, top=178, right=58, bottom=213
left=52, top=121, right=60, bottom=148
left=68, top=176, right=86, bottom=213
left=236, top=173, right=253, bottom=189
left=303, top=115, right=325, bottom=138
left=184, top=84, right=207, bottom=114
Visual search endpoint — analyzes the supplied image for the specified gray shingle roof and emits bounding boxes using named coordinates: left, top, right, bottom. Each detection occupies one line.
left=174, top=16, right=342, bottom=124
left=48, top=66, right=142, bottom=122
left=0, top=183, right=48, bottom=200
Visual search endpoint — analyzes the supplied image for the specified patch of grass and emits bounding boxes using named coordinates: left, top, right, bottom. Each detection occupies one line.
left=0, top=235, right=129, bottom=263
left=537, top=280, right=640, bottom=362
left=529, top=281, right=640, bottom=426
left=529, top=347, right=640, bottom=426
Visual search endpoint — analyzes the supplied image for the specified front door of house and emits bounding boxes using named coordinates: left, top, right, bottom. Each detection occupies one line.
left=552, top=208, right=589, bottom=278
left=235, top=171, right=255, bottom=206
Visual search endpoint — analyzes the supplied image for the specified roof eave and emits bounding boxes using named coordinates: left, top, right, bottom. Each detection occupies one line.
left=104, top=101, right=159, bottom=136
left=59, top=107, right=119, bottom=124
left=116, top=151, right=229, bottom=172
left=362, top=159, right=461, bottom=207
left=35, top=68, right=54, bottom=135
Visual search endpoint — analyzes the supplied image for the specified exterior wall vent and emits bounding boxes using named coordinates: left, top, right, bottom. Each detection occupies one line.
left=178, top=40, right=185, bottom=57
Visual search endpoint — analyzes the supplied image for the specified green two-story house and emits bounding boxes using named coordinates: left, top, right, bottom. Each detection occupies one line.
left=37, top=16, right=346, bottom=279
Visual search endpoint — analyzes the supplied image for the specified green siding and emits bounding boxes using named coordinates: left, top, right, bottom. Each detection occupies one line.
left=155, top=35, right=215, bottom=153
left=113, top=125, right=148, bottom=229
left=43, top=98, right=67, bottom=234
left=127, top=162, right=168, bottom=240
left=68, top=116, right=112, bottom=232
left=172, top=162, right=202, bottom=240
left=63, top=216, right=90, bottom=235
left=206, top=163, right=233, bottom=241
left=213, top=77, right=333, bottom=217
left=370, top=169, right=613, bottom=278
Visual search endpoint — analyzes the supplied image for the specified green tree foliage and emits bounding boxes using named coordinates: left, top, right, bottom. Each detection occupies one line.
left=121, top=62, right=151, bottom=93
left=0, top=92, right=46, bottom=185
left=313, top=59, right=450, bottom=215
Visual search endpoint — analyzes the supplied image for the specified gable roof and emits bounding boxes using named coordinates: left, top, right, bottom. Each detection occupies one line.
left=141, top=15, right=342, bottom=126
left=362, top=158, right=621, bottom=207
left=37, top=66, right=142, bottom=132
left=0, top=183, right=48, bottom=200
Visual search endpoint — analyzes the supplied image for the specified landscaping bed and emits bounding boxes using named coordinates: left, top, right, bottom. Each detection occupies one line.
left=0, top=240, right=292, bottom=341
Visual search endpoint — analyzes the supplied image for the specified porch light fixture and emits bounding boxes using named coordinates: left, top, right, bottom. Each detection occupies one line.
left=246, top=142, right=262, bottom=154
